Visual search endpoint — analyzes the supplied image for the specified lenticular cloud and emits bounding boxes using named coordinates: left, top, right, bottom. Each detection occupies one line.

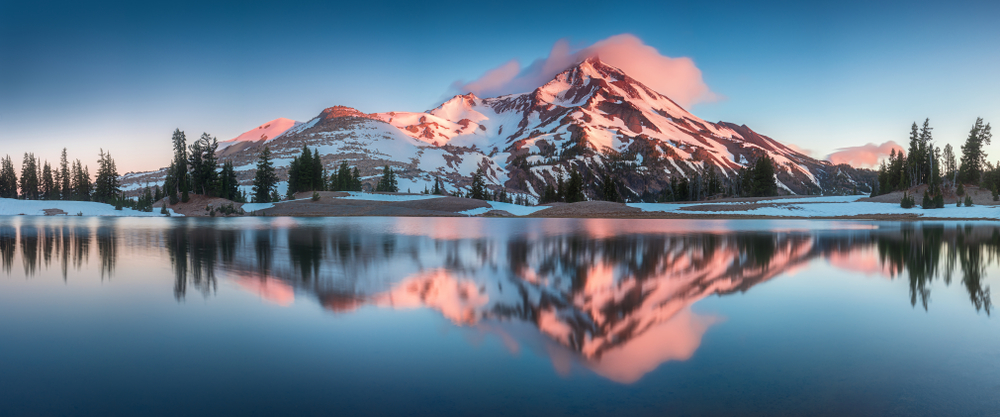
left=826, top=141, right=904, bottom=168
left=454, top=34, right=718, bottom=108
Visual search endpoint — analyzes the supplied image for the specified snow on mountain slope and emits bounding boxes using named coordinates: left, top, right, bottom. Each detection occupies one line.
left=220, top=118, right=301, bottom=147
left=216, top=105, right=513, bottom=195
left=378, top=57, right=871, bottom=197
left=123, top=57, right=873, bottom=200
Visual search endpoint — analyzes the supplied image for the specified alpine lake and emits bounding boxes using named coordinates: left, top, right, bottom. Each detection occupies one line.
left=1, top=216, right=997, bottom=416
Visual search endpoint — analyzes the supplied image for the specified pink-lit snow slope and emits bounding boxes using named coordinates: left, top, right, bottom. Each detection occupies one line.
left=222, top=118, right=300, bottom=144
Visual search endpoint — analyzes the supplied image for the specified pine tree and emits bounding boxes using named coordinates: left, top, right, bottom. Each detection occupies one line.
left=19, top=153, right=39, bottom=200
left=188, top=133, right=219, bottom=196
left=71, top=159, right=91, bottom=201
left=470, top=168, right=487, bottom=200
left=164, top=161, right=178, bottom=204
left=92, top=149, right=121, bottom=204
left=351, top=167, right=362, bottom=191
left=41, top=162, right=55, bottom=199
left=906, top=122, right=922, bottom=187
left=252, top=146, right=278, bottom=203
left=375, top=165, right=398, bottom=192
left=601, top=172, right=619, bottom=202
left=565, top=170, right=585, bottom=202
left=541, top=184, right=557, bottom=204
left=677, top=177, right=690, bottom=201
left=556, top=172, right=566, bottom=202
left=0, top=155, right=17, bottom=199
left=141, top=186, right=154, bottom=212
left=286, top=148, right=303, bottom=197
left=918, top=119, right=933, bottom=184
left=218, top=161, right=240, bottom=201
left=330, top=161, right=350, bottom=191
left=942, top=143, right=957, bottom=184
left=188, top=137, right=204, bottom=193
left=170, top=129, right=189, bottom=197
left=959, top=118, right=992, bottom=185
left=744, top=154, right=778, bottom=197
left=312, top=149, right=324, bottom=191
left=58, top=148, right=71, bottom=200
left=287, top=145, right=322, bottom=197
left=900, top=192, right=914, bottom=208
left=929, top=145, right=942, bottom=190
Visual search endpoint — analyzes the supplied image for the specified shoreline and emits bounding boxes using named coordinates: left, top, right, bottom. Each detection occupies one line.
left=4, top=191, right=1000, bottom=222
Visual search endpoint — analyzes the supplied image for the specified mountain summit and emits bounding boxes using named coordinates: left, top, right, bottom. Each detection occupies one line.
left=125, top=58, right=872, bottom=199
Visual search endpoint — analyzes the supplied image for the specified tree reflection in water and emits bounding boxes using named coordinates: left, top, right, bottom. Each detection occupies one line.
left=0, top=225, right=14, bottom=275
left=166, top=225, right=240, bottom=300
left=870, top=224, right=995, bottom=315
left=1, top=218, right=996, bottom=381
left=96, top=226, right=115, bottom=279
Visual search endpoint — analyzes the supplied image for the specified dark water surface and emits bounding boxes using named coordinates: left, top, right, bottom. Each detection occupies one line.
left=1, top=216, right=997, bottom=416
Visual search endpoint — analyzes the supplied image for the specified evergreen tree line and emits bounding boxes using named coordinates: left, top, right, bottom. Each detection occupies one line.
left=286, top=145, right=325, bottom=198
left=873, top=118, right=993, bottom=209
left=538, top=168, right=585, bottom=204
left=375, top=165, right=398, bottom=193
left=162, top=129, right=243, bottom=205
left=330, top=161, right=363, bottom=192
left=874, top=119, right=940, bottom=196
left=504, top=154, right=776, bottom=205
left=650, top=155, right=775, bottom=203
left=249, top=145, right=367, bottom=203
left=0, top=148, right=120, bottom=205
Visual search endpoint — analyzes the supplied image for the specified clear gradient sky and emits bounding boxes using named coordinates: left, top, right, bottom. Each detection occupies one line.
left=2, top=0, right=999, bottom=174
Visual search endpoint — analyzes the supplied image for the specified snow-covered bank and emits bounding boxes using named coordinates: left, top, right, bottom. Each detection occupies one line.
left=0, top=198, right=181, bottom=217
left=458, top=201, right=548, bottom=216
left=629, top=196, right=1000, bottom=219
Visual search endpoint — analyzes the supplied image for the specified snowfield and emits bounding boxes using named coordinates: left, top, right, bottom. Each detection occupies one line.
left=629, top=196, right=1000, bottom=219
left=0, top=198, right=182, bottom=217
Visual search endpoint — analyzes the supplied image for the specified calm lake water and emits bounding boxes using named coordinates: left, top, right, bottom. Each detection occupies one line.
left=0, top=216, right=997, bottom=416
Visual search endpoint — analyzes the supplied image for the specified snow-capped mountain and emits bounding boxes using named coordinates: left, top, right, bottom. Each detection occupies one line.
left=123, top=57, right=873, bottom=198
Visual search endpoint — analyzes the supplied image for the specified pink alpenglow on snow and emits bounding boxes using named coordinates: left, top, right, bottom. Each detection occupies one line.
left=224, top=118, right=300, bottom=143
left=826, top=141, right=904, bottom=168
left=455, top=34, right=718, bottom=108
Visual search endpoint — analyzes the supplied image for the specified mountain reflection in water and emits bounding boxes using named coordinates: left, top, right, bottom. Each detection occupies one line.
left=1, top=217, right=994, bottom=383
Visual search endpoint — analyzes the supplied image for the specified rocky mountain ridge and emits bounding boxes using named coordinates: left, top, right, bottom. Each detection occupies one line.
left=123, top=57, right=874, bottom=199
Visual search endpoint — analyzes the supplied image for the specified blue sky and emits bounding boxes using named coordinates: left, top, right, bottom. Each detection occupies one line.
left=2, top=0, right=999, bottom=173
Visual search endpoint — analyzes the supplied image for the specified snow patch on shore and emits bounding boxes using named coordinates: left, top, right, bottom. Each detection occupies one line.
left=0, top=198, right=181, bottom=217
left=458, top=201, right=548, bottom=216
left=629, top=196, right=1000, bottom=219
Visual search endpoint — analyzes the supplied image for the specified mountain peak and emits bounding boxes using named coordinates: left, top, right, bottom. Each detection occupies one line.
left=580, top=55, right=605, bottom=67
left=320, top=106, right=378, bottom=120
